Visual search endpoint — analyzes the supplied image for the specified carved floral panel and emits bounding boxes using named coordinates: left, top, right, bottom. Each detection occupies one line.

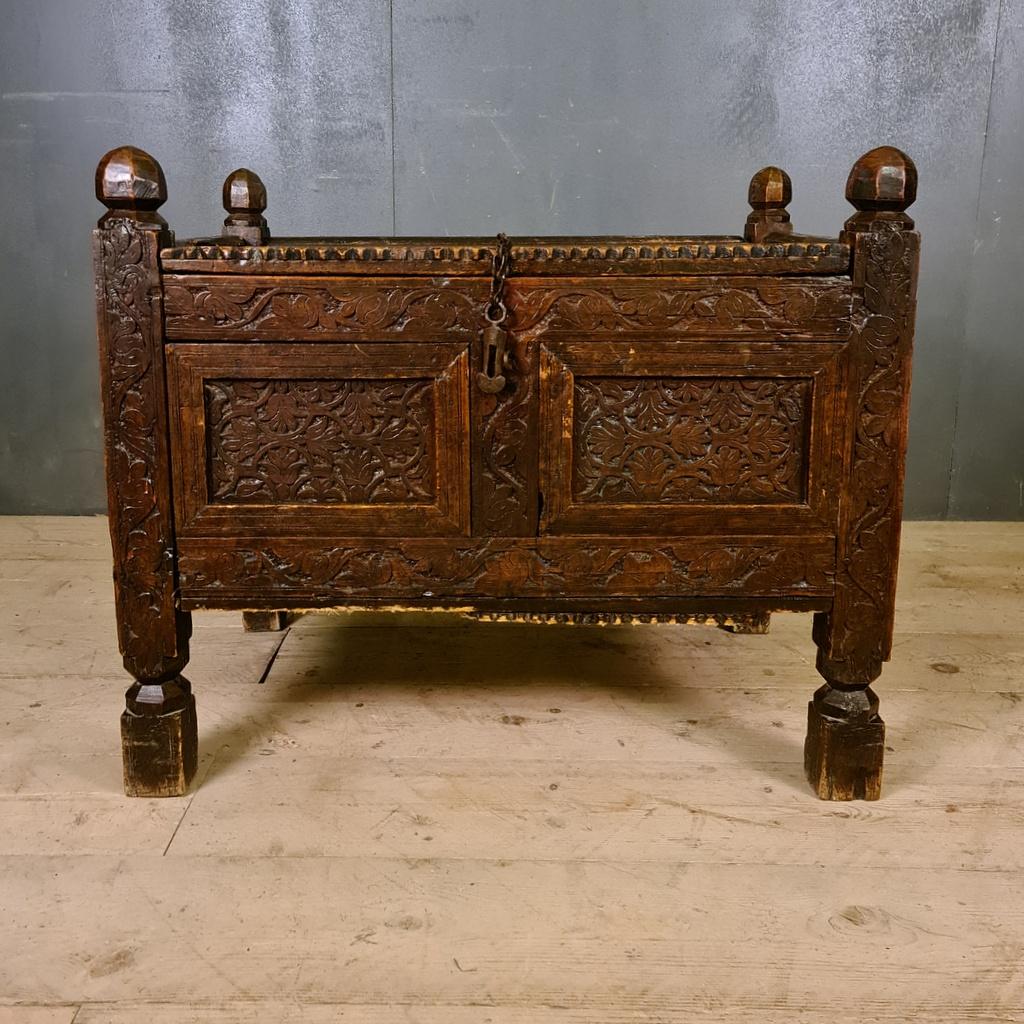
left=573, top=376, right=810, bottom=504
left=178, top=537, right=835, bottom=599
left=205, top=377, right=436, bottom=505
left=510, top=279, right=850, bottom=336
left=163, top=278, right=481, bottom=338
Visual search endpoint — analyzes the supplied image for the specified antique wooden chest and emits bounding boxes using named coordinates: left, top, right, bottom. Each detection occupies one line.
left=93, top=145, right=919, bottom=801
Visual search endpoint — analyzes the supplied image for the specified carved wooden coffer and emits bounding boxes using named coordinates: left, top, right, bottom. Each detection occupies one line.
left=93, top=147, right=919, bottom=800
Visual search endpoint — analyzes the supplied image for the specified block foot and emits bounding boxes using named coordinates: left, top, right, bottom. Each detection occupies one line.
left=721, top=612, right=771, bottom=635
left=243, top=611, right=289, bottom=632
left=121, top=676, right=198, bottom=797
left=804, top=684, right=884, bottom=800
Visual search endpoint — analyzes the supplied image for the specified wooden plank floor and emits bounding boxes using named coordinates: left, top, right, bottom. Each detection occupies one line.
left=0, top=517, right=1022, bottom=1022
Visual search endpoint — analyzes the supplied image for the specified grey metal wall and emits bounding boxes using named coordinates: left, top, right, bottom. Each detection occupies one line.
left=0, top=0, right=1020, bottom=517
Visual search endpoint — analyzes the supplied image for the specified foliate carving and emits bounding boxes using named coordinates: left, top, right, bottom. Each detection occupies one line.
left=474, top=333, right=535, bottom=534
left=163, top=279, right=480, bottom=338
left=205, top=378, right=436, bottom=504
left=816, top=221, right=919, bottom=681
left=573, top=377, right=809, bottom=504
left=178, top=539, right=834, bottom=599
left=510, top=279, right=850, bottom=335
left=95, top=220, right=189, bottom=679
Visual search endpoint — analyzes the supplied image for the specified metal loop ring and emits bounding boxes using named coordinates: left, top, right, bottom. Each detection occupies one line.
left=485, top=301, right=507, bottom=325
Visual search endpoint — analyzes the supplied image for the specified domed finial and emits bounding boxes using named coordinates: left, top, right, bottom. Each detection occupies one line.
left=744, top=166, right=792, bottom=242
left=95, top=146, right=167, bottom=228
left=222, top=168, right=269, bottom=244
left=846, top=146, right=917, bottom=215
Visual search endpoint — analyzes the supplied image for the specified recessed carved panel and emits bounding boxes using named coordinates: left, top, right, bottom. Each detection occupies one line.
left=573, top=376, right=809, bottom=504
left=168, top=342, right=470, bottom=536
left=205, top=377, right=436, bottom=505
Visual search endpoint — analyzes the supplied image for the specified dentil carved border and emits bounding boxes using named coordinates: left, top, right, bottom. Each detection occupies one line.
left=161, top=238, right=848, bottom=265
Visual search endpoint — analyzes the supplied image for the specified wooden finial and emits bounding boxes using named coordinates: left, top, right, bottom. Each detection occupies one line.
left=222, top=168, right=269, bottom=244
left=844, top=146, right=916, bottom=235
left=95, top=146, right=167, bottom=228
left=744, top=166, right=792, bottom=242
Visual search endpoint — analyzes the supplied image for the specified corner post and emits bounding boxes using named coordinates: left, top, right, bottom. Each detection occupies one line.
left=94, top=146, right=196, bottom=797
left=806, top=146, right=920, bottom=800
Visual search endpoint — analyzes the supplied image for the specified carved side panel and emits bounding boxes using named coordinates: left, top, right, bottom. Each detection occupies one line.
left=205, top=377, right=437, bottom=504
left=93, top=221, right=190, bottom=681
left=814, top=222, right=920, bottom=682
left=573, top=376, right=810, bottom=504
left=163, top=276, right=484, bottom=339
left=510, top=277, right=851, bottom=337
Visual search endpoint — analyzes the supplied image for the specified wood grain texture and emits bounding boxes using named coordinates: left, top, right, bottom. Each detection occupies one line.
left=167, top=343, right=470, bottom=537
left=3, top=855, right=1020, bottom=1012
left=177, top=535, right=836, bottom=603
left=539, top=341, right=844, bottom=535
left=163, top=275, right=485, bottom=340
left=3, top=518, right=1023, bottom=1018
left=508, top=276, right=851, bottom=337
left=805, top=147, right=920, bottom=799
left=159, top=236, right=851, bottom=276
left=95, top=147, right=919, bottom=800
left=93, top=220, right=190, bottom=682
left=814, top=223, right=920, bottom=683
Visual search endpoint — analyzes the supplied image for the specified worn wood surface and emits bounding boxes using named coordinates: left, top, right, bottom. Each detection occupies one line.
left=241, top=611, right=288, bottom=632
left=0, top=517, right=1022, bottom=1020
left=94, top=148, right=918, bottom=799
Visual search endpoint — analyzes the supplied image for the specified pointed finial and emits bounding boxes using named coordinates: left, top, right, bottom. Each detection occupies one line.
left=222, top=168, right=269, bottom=244
left=95, top=146, right=167, bottom=228
left=745, top=166, right=792, bottom=242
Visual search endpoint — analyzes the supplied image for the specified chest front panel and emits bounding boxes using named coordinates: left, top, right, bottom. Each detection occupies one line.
left=161, top=253, right=855, bottom=604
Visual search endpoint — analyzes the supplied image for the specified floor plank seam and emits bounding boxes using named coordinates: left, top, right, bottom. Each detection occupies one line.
left=255, top=626, right=291, bottom=686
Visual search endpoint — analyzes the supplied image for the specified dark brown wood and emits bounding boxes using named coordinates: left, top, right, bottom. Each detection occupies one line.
left=538, top=340, right=845, bottom=535
left=163, top=275, right=485, bottom=340
left=122, top=678, right=198, bottom=798
left=166, top=342, right=470, bottom=537
left=722, top=611, right=771, bottom=635
left=804, top=684, right=885, bottom=800
left=222, top=168, right=269, bottom=245
left=159, top=237, right=851, bottom=277
left=508, top=276, right=852, bottom=339
left=242, top=611, right=289, bottom=632
left=806, top=146, right=920, bottom=801
left=93, top=144, right=919, bottom=801
left=176, top=535, right=837, bottom=603
left=745, top=166, right=793, bottom=243
left=94, top=146, right=195, bottom=798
